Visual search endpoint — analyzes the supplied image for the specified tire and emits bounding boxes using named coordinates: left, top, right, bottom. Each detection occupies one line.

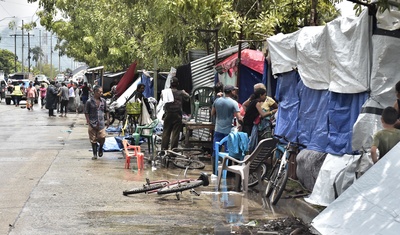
left=157, top=180, right=204, bottom=195
left=172, top=158, right=205, bottom=169
left=265, top=161, right=279, bottom=197
left=270, top=165, right=289, bottom=205
left=248, top=163, right=268, bottom=187
left=123, top=183, right=164, bottom=195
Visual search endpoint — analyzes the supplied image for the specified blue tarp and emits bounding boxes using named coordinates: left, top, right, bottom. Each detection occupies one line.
left=237, top=64, right=263, bottom=104
left=274, top=70, right=368, bottom=155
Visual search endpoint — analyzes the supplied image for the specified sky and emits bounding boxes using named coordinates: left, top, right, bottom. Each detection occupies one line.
left=0, top=0, right=75, bottom=74
left=0, top=0, right=357, bottom=74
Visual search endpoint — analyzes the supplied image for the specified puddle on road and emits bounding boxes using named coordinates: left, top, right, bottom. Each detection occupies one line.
left=117, top=158, right=292, bottom=232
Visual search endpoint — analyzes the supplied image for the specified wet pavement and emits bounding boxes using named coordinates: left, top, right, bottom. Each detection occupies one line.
left=0, top=102, right=320, bottom=234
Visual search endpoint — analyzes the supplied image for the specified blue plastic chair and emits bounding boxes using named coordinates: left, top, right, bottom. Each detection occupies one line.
left=214, top=131, right=249, bottom=178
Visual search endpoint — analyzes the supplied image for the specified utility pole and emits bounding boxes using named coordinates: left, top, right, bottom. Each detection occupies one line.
left=28, top=32, right=31, bottom=72
left=10, top=22, right=34, bottom=73
left=14, top=34, right=16, bottom=72
left=22, top=20, right=24, bottom=73
left=50, top=34, right=53, bottom=79
left=39, top=30, right=42, bottom=73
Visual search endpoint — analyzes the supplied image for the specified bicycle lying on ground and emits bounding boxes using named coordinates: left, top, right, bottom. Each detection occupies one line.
left=265, top=135, right=306, bottom=205
left=123, top=148, right=209, bottom=200
left=122, top=171, right=209, bottom=200
left=156, top=148, right=206, bottom=170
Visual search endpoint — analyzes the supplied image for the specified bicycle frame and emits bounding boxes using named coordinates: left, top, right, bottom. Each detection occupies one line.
left=265, top=135, right=306, bottom=205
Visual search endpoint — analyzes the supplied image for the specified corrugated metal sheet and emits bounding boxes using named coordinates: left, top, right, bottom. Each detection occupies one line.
left=188, top=50, right=209, bottom=62
left=188, top=44, right=249, bottom=146
left=190, top=43, right=249, bottom=91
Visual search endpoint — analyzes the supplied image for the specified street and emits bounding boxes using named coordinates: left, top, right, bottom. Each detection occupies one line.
left=0, top=102, right=318, bottom=235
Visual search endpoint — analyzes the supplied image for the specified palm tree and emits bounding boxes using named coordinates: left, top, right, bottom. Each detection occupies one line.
left=30, top=46, right=44, bottom=71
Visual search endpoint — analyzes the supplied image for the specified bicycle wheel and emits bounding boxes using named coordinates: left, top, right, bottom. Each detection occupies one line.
left=123, top=183, right=164, bottom=196
left=248, top=163, right=268, bottom=187
left=127, top=116, right=135, bottom=136
left=172, top=158, right=205, bottom=170
left=265, top=160, right=280, bottom=197
left=157, top=180, right=204, bottom=195
left=270, top=164, right=289, bottom=205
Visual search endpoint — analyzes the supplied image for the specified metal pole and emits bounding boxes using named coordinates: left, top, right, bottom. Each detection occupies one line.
left=153, top=59, right=158, bottom=99
left=21, top=20, right=24, bottom=73
left=28, top=32, right=31, bottom=72
left=14, top=34, right=17, bottom=72
left=39, top=30, right=42, bottom=73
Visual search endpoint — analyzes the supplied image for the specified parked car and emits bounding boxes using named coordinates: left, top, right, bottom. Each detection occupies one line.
left=35, top=74, right=50, bottom=84
left=55, top=74, right=65, bottom=82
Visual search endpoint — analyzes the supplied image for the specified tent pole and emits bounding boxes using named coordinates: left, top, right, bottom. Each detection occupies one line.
left=153, top=59, right=158, bottom=99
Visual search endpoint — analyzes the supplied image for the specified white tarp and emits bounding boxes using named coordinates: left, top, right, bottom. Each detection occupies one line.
left=376, top=3, right=400, bottom=31
left=268, top=9, right=370, bottom=93
left=267, top=31, right=299, bottom=75
left=296, top=26, right=329, bottom=90
left=312, top=142, right=400, bottom=235
left=304, top=153, right=362, bottom=206
left=352, top=34, right=400, bottom=150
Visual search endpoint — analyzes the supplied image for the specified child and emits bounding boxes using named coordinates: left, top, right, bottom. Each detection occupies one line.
left=371, top=106, right=400, bottom=163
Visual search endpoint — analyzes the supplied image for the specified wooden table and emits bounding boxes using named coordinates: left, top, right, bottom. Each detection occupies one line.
left=183, top=121, right=215, bottom=148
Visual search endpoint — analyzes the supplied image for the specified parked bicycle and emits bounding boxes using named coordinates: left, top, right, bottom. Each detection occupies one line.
left=156, top=148, right=206, bottom=170
left=265, top=135, right=306, bottom=205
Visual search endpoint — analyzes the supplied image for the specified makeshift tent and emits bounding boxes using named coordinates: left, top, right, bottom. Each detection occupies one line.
left=115, top=61, right=137, bottom=98
left=215, top=49, right=269, bottom=104
left=312, top=143, right=400, bottom=234
left=267, top=9, right=375, bottom=155
left=267, top=6, right=400, bottom=209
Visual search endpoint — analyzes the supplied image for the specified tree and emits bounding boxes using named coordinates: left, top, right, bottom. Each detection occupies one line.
left=0, top=49, right=22, bottom=75
left=28, top=0, right=367, bottom=71
left=30, top=46, right=44, bottom=67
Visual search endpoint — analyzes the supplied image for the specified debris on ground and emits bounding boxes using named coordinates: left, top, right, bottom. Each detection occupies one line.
left=233, top=217, right=315, bottom=235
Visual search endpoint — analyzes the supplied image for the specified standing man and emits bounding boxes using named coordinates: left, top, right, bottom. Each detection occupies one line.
left=85, top=85, right=109, bottom=160
left=58, top=82, right=69, bottom=117
left=161, top=77, right=190, bottom=150
left=211, top=85, right=243, bottom=173
left=46, top=81, right=58, bottom=117
left=68, top=82, right=76, bottom=112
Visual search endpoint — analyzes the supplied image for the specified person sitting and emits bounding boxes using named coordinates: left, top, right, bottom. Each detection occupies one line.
left=371, top=106, right=400, bottom=163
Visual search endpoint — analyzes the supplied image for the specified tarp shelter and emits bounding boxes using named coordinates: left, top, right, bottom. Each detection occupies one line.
left=267, top=5, right=400, bottom=210
left=215, top=49, right=267, bottom=104
left=115, top=61, right=137, bottom=98
left=312, top=143, right=400, bottom=234
left=103, top=71, right=125, bottom=93
left=267, top=9, right=384, bottom=155
left=85, top=66, right=104, bottom=86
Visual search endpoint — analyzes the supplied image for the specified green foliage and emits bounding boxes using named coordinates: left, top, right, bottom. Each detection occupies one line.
left=0, top=49, right=22, bottom=75
left=28, top=0, right=363, bottom=71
